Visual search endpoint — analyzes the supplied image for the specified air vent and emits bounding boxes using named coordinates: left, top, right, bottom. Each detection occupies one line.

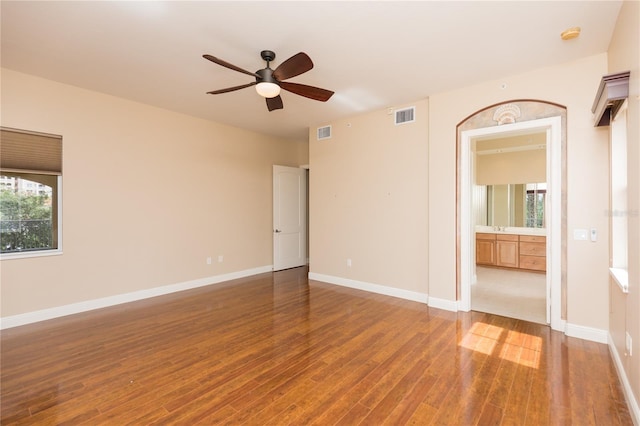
left=317, top=125, right=332, bottom=140
left=395, top=107, right=415, bottom=125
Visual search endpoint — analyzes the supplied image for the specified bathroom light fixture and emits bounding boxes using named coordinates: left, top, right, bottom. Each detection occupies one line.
left=255, top=81, right=281, bottom=98
left=560, top=27, right=581, bottom=40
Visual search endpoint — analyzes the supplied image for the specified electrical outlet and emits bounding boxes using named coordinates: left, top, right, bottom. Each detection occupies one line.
left=346, top=258, right=352, bottom=267
left=218, top=255, right=224, bottom=263
left=206, top=257, right=212, bottom=265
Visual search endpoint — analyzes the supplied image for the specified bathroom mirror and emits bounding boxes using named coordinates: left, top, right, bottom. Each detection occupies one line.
left=475, top=183, right=546, bottom=228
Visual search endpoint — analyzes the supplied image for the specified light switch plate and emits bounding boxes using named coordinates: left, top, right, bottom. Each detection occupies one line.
left=573, top=229, right=588, bottom=240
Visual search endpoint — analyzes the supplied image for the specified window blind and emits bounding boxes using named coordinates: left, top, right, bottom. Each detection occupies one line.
left=1, top=128, right=62, bottom=175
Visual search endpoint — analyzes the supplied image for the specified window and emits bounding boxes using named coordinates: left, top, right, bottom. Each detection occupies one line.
left=0, top=128, right=62, bottom=257
left=610, top=100, right=628, bottom=276
left=525, top=183, right=546, bottom=228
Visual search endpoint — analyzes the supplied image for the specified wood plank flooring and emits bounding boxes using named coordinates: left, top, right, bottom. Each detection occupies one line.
left=1, top=266, right=633, bottom=425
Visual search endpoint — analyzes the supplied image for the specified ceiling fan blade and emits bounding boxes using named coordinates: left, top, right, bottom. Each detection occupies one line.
left=207, top=82, right=256, bottom=95
left=266, top=95, right=284, bottom=111
left=203, top=54, right=260, bottom=78
left=280, top=81, right=334, bottom=102
left=273, top=52, right=314, bottom=81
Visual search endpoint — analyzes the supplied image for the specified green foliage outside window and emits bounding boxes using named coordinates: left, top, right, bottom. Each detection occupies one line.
left=0, top=188, right=53, bottom=252
left=525, top=192, right=545, bottom=228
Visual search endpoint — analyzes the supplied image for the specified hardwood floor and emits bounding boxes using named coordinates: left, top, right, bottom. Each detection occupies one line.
left=1, top=266, right=632, bottom=425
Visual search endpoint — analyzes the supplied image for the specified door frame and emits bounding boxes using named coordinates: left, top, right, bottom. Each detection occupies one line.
left=459, top=116, right=564, bottom=331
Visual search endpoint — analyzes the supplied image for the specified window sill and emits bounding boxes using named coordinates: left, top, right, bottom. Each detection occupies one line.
left=609, top=267, right=629, bottom=293
left=1, top=249, right=63, bottom=261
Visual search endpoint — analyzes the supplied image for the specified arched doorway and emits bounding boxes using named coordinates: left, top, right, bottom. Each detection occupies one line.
left=456, top=100, right=567, bottom=331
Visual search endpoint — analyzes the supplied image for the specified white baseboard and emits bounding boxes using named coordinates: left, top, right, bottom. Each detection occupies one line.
left=429, top=296, right=459, bottom=312
left=564, top=322, right=608, bottom=344
left=609, top=333, right=640, bottom=425
left=0, top=265, right=273, bottom=330
left=308, top=272, right=428, bottom=304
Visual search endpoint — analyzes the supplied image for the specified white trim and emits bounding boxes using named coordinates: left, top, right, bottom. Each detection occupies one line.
left=545, top=121, right=561, bottom=327
left=609, top=333, right=640, bottom=425
left=475, top=143, right=546, bottom=155
left=610, top=267, right=629, bottom=293
left=564, top=322, right=608, bottom=344
left=57, top=174, right=63, bottom=253
left=1, top=248, right=63, bottom=260
left=428, top=297, right=459, bottom=312
left=460, top=116, right=563, bottom=331
left=309, top=272, right=479, bottom=313
left=308, top=272, right=428, bottom=304
left=0, top=265, right=273, bottom=330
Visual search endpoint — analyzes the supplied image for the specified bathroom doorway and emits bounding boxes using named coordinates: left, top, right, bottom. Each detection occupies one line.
left=471, top=133, right=548, bottom=324
left=458, top=112, right=564, bottom=332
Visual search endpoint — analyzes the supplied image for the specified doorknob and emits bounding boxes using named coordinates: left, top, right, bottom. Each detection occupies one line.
left=274, top=229, right=282, bottom=233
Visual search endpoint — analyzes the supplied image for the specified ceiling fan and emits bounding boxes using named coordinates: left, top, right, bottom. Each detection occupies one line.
left=203, top=50, right=334, bottom=111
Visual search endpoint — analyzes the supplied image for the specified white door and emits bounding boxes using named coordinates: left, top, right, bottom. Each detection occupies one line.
left=273, top=165, right=307, bottom=271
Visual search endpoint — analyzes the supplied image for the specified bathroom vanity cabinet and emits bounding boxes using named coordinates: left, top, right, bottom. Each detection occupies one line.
left=476, top=232, right=546, bottom=272
left=496, top=234, right=519, bottom=268
left=476, top=233, right=496, bottom=265
left=518, top=235, right=546, bottom=271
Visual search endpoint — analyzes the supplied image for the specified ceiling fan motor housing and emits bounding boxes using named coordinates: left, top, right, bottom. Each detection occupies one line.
left=256, top=68, right=278, bottom=85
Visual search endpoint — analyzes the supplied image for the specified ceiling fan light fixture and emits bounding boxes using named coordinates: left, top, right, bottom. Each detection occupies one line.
left=255, top=82, right=281, bottom=98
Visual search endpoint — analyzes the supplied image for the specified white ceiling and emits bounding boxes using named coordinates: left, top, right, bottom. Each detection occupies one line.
left=1, top=1, right=623, bottom=141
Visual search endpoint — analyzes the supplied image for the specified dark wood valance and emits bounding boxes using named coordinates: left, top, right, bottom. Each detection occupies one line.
left=592, top=71, right=630, bottom=127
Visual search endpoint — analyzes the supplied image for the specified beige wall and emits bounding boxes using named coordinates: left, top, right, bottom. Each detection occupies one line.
left=309, top=101, right=429, bottom=293
left=607, top=0, right=640, bottom=413
left=309, top=54, right=615, bottom=326
left=429, top=54, right=611, bottom=326
left=1, top=69, right=302, bottom=317
left=476, top=150, right=546, bottom=185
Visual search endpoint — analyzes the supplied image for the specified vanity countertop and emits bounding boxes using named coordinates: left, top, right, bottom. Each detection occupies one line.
left=475, top=225, right=546, bottom=236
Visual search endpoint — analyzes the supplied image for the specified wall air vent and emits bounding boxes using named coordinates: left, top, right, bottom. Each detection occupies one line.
left=395, top=107, right=415, bottom=125
left=317, top=125, right=332, bottom=140
left=592, top=71, right=630, bottom=127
